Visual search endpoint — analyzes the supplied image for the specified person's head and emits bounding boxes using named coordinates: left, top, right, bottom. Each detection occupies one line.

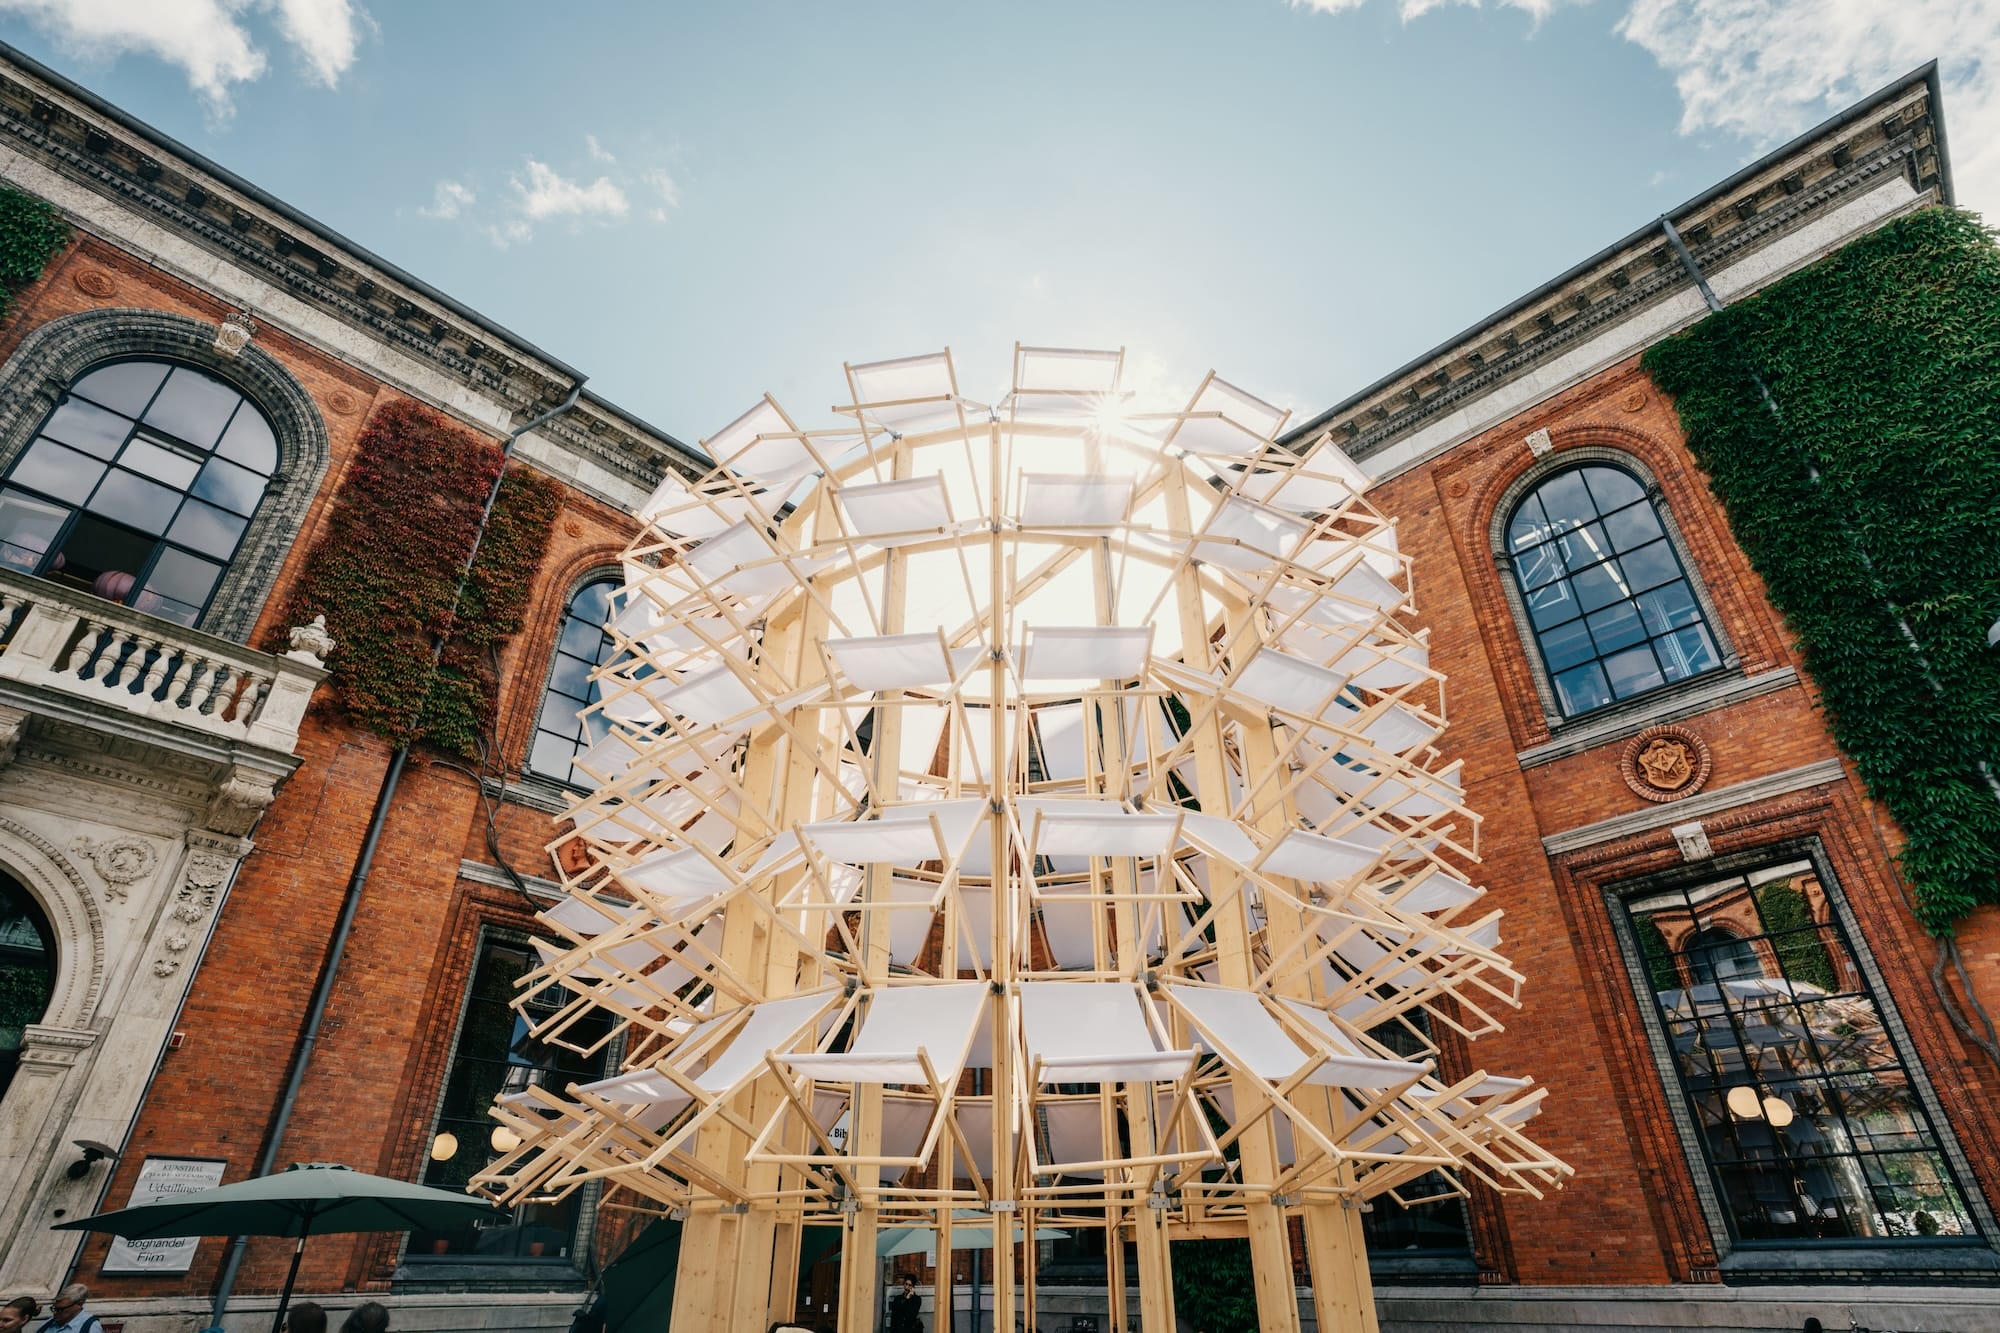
left=49, top=1286, right=87, bottom=1323
left=0, top=1296, right=39, bottom=1332
left=900, top=1277, right=915, bottom=1293
left=338, top=1301, right=389, bottom=1333
left=286, top=1300, right=328, bottom=1333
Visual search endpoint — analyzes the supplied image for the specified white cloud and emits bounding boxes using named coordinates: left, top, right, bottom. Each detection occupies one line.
left=418, top=179, right=475, bottom=220
left=1617, top=0, right=2000, bottom=213
left=0, top=0, right=364, bottom=114
left=1290, top=0, right=1575, bottom=21
left=513, top=160, right=629, bottom=222
left=585, top=133, right=615, bottom=163
left=641, top=166, right=680, bottom=221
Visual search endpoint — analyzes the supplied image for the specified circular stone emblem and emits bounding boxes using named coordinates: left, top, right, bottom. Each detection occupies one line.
left=72, top=269, right=116, bottom=297
left=324, top=388, right=363, bottom=416
left=1621, top=724, right=1711, bottom=803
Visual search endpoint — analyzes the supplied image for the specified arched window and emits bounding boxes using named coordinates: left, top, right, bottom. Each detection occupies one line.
left=0, top=359, right=278, bottom=628
left=0, top=873, right=56, bottom=1102
left=1684, top=926, right=1762, bottom=986
left=527, top=578, right=618, bottom=789
left=1505, top=464, right=1721, bottom=717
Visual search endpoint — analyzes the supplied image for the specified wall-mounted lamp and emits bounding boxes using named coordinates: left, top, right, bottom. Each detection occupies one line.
left=66, top=1139, right=119, bottom=1181
left=429, top=1131, right=459, bottom=1162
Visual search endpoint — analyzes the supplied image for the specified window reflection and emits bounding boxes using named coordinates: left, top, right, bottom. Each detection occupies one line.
left=0, top=359, right=277, bottom=627
left=528, top=580, right=619, bottom=790
left=412, top=938, right=610, bottom=1263
left=1626, top=861, right=1978, bottom=1244
left=1507, top=465, right=1720, bottom=717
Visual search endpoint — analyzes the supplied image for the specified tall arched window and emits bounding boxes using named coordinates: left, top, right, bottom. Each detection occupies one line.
left=527, top=578, right=618, bottom=789
left=1505, top=464, right=1721, bottom=717
left=0, top=873, right=55, bottom=1103
left=0, top=359, right=278, bottom=628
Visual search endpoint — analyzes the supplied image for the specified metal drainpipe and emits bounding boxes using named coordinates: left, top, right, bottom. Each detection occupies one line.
left=206, top=380, right=586, bottom=1328
left=1660, top=215, right=2000, bottom=806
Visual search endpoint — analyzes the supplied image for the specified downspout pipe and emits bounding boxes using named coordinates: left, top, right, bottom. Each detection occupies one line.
left=207, top=381, right=585, bottom=1329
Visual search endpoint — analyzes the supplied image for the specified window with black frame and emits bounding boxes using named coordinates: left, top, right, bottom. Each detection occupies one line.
left=526, top=579, right=618, bottom=790
left=0, top=873, right=55, bottom=1103
left=1362, top=1011, right=1473, bottom=1266
left=411, top=936, right=610, bottom=1264
left=1505, top=464, right=1721, bottom=717
left=0, top=359, right=277, bottom=627
left=1621, top=859, right=1980, bottom=1247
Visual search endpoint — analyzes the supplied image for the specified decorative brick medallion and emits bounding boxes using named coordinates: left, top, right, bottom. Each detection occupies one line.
left=71, top=269, right=116, bottom=297
left=324, top=388, right=363, bottom=416
left=1621, top=723, right=1711, bottom=802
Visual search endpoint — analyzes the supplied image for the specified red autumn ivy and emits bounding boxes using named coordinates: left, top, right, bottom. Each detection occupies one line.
left=273, top=397, right=563, bottom=756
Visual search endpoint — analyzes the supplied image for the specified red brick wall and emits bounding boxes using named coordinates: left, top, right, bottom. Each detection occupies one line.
left=0, top=236, right=647, bottom=1300
left=1368, top=356, right=2000, bottom=1283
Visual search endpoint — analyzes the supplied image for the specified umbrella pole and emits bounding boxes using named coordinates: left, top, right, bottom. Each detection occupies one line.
left=270, top=1234, right=307, bottom=1333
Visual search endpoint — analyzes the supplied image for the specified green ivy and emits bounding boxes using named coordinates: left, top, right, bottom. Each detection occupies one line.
left=1755, top=880, right=1838, bottom=991
left=1644, top=207, right=2000, bottom=933
left=1635, top=916, right=1680, bottom=993
left=272, top=398, right=563, bottom=756
left=1171, top=1237, right=1261, bottom=1331
left=0, top=185, right=69, bottom=318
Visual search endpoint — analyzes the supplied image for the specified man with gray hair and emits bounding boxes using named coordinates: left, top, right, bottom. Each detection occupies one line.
left=37, top=1285, right=99, bottom=1333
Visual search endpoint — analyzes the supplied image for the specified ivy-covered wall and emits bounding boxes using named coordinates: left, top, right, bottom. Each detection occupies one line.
left=273, top=398, right=563, bottom=756
left=0, top=184, right=68, bottom=319
left=1645, top=208, right=2000, bottom=933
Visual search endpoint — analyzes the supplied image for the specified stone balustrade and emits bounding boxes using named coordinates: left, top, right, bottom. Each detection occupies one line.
left=0, top=568, right=329, bottom=756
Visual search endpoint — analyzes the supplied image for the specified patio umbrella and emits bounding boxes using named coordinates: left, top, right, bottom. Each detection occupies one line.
left=55, top=1161, right=497, bottom=1333
left=876, top=1210, right=1067, bottom=1257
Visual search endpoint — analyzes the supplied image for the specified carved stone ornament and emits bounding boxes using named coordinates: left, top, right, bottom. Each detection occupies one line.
left=286, top=614, right=337, bottom=666
left=1525, top=427, right=1554, bottom=457
left=205, top=770, right=279, bottom=836
left=1620, top=724, right=1713, bottom=803
left=0, top=705, right=27, bottom=770
left=1620, top=389, right=1649, bottom=413
left=213, top=311, right=257, bottom=358
left=71, top=835, right=161, bottom=899
left=324, top=388, right=363, bottom=416
left=1671, top=819, right=1713, bottom=862
left=72, top=268, right=116, bottom=298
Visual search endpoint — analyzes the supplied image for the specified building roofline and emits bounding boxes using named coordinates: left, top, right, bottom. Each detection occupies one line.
left=1283, top=61, right=1947, bottom=446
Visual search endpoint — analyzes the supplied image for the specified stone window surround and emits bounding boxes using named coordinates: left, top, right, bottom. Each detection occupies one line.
left=518, top=567, right=622, bottom=798
left=0, top=307, right=331, bottom=643
left=1486, top=443, right=1740, bottom=735
left=394, top=922, right=615, bottom=1290
left=1601, top=835, right=2000, bottom=1281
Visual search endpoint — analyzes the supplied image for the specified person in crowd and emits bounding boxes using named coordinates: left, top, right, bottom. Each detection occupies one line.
left=888, top=1275, right=923, bottom=1333
left=0, top=1297, right=35, bottom=1332
left=36, top=1286, right=99, bottom=1333
left=337, top=1302, right=389, bottom=1333
left=285, top=1301, right=328, bottom=1333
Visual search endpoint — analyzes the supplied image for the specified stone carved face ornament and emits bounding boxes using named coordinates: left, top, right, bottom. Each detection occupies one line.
left=467, top=345, right=1574, bottom=1331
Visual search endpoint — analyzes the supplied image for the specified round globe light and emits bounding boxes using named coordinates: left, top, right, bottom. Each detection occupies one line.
left=1726, top=1086, right=1763, bottom=1119
left=1762, top=1095, right=1795, bottom=1128
left=429, top=1131, right=459, bottom=1162
left=491, top=1126, right=522, bottom=1153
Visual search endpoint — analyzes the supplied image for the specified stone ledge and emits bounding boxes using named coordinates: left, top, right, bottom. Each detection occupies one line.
left=1541, top=759, right=1847, bottom=855
left=1518, top=668, right=1798, bottom=769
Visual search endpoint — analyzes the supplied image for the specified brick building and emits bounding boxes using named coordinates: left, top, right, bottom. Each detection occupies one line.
left=0, top=35, right=1991, bottom=1333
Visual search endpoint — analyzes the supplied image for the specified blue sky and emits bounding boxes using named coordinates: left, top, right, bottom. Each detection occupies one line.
left=1, top=2, right=1991, bottom=446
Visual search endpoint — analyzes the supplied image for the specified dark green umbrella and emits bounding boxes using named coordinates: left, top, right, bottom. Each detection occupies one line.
left=55, top=1162, right=498, bottom=1333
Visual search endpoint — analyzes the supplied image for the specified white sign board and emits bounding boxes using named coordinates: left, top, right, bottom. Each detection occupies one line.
left=101, top=1156, right=227, bottom=1274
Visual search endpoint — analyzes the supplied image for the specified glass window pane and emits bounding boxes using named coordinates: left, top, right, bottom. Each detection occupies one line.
left=1508, top=494, right=1552, bottom=551
left=1603, top=644, right=1667, bottom=698
left=1623, top=865, right=1980, bottom=1248
left=51, top=514, right=156, bottom=596
left=88, top=470, right=180, bottom=536
left=1602, top=500, right=1665, bottom=551
left=0, top=490, right=70, bottom=573
left=1534, top=470, right=1594, bottom=531
left=530, top=729, right=579, bottom=780
left=1621, top=539, right=1682, bottom=594
left=1558, top=521, right=1616, bottom=574
left=139, top=546, right=223, bottom=609
left=1571, top=561, right=1630, bottom=614
left=70, top=361, right=170, bottom=418
left=12, top=440, right=106, bottom=506
left=165, top=499, right=249, bottom=559
left=1636, top=583, right=1701, bottom=636
left=558, top=613, right=608, bottom=662
left=190, top=456, right=268, bottom=516
left=1581, top=466, right=1645, bottom=511
left=529, top=580, right=622, bottom=788
left=41, top=398, right=133, bottom=459
left=118, top=437, right=202, bottom=491
left=1515, top=544, right=1566, bottom=592
left=1525, top=578, right=1579, bottom=630
left=1586, top=601, right=1648, bottom=655
left=545, top=650, right=594, bottom=702
left=1553, top=662, right=1612, bottom=714
left=1658, top=621, right=1721, bottom=681
left=1538, top=617, right=1596, bottom=673
left=143, top=367, right=242, bottom=448
left=214, top=407, right=278, bottom=474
